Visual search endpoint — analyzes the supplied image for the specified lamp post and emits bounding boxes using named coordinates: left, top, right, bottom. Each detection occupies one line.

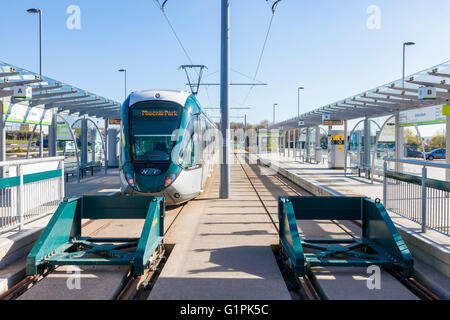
left=219, top=0, right=230, bottom=199
left=402, top=42, right=415, bottom=89
left=118, top=69, right=127, bottom=100
left=297, top=87, right=304, bottom=119
left=27, top=8, right=44, bottom=158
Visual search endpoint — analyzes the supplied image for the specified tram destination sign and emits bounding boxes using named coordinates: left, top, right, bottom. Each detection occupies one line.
left=140, top=109, right=178, bottom=117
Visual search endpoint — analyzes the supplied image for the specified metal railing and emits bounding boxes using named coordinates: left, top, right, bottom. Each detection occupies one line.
left=383, top=157, right=450, bottom=236
left=0, top=157, right=65, bottom=234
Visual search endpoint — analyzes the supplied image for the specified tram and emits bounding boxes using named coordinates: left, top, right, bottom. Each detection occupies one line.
left=119, top=90, right=218, bottom=205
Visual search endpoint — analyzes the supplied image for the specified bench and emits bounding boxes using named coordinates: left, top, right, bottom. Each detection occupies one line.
left=65, top=162, right=103, bottom=182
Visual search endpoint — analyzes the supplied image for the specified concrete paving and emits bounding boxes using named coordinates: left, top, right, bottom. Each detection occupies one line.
left=65, top=168, right=120, bottom=198
left=296, top=219, right=419, bottom=300
left=18, top=265, right=129, bottom=300
left=149, top=154, right=293, bottom=300
left=312, top=267, right=419, bottom=300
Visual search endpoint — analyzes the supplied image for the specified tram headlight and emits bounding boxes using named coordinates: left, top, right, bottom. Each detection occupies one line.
left=126, top=173, right=135, bottom=187
left=164, top=172, right=179, bottom=188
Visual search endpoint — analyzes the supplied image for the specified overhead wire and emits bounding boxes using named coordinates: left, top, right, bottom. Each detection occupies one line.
left=241, top=0, right=281, bottom=105
left=152, top=0, right=213, bottom=106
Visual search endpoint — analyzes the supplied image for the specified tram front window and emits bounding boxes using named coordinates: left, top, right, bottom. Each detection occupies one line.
left=131, top=102, right=182, bottom=162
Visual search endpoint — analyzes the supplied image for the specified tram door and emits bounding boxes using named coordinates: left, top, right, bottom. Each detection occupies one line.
left=199, top=117, right=209, bottom=191
left=179, top=115, right=202, bottom=195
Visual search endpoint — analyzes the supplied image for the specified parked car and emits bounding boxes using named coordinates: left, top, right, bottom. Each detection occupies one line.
left=406, top=148, right=423, bottom=158
left=425, top=148, right=446, bottom=161
left=35, top=138, right=48, bottom=148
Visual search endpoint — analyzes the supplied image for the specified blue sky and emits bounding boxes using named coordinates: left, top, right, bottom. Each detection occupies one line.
left=1, top=0, right=450, bottom=128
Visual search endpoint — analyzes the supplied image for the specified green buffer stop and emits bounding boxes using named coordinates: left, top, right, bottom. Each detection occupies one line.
left=26, top=195, right=165, bottom=276
left=278, top=196, right=414, bottom=278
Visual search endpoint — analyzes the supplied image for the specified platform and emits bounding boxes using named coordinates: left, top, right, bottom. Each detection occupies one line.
left=5, top=152, right=432, bottom=300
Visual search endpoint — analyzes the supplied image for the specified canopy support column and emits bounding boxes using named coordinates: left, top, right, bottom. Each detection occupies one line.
left=344, top=120, right=348, bottom=176
left=364, top=117, right=371, bottom=178
left=39, top=125, right=43, bottom=158
left=315, top=125, right=321, bottom=163
left=48, top=112, right=57, bottom=157
left=81, top=118, right=88, bottom=168
left=0, top=100, right=5, bottom=178
left=105, top=119, right=109, bottom=175
left=446, top=115, right=450, bottom=181
left=395, top=112, right=404, bottom=173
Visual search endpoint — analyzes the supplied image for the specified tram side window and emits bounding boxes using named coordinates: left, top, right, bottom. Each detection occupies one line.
left=202, top=117, right=208, bottom=149
left=179, top=116, right=200, bottom=167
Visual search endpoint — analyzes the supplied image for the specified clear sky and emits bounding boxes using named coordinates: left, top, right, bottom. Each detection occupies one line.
left=1, top=0, right=450, bottom=130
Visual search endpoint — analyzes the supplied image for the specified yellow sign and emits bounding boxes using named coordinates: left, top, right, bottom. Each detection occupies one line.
left=338, top=145, right=343, bottom=153
left=108, top=119, right=121, bottom=125
left=331, top=135, right=345, bottom=141
left=443, top=105, right=450, bottom=116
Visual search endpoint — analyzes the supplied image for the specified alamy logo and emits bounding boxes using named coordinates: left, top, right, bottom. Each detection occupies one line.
left=66, top=266, right=82, bottom=290
left=66, top=5, right=81, bottom=30
left=366, top=265, right=381, bottom=290
left=366, top=5, right=381, bottom=30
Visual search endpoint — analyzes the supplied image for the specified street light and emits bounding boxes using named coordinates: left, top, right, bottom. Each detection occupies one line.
left=118, top=69, right=127, bottom=100
left=273, top=103, right=278, bottom=125
left=402, top=42, right=415, bottom=88
left=27, top=8, right=43, bottom=158
left=27, top=8, right=42, bottom=77
left=297, top=87, right=304, bottom=119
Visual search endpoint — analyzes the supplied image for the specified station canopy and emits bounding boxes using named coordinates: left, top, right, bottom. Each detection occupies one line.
left=0, top=61, right=121, bottom=119
left=273, top=60, right=450, bottom=129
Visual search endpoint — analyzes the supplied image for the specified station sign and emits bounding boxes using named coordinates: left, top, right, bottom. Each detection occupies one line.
left=13, top=85, right=32, bottom=100
left=443, top=105, right=450, bottom=116
left=3, top=102, right=52, bottom=126
left=108, top=119, right=121, bottom=125
left=418, top=86, right=436, bottom=100
left=57, top=120, right=73, bottom=141
left=399, top=105, right=446, bottom=126
left=323, top=119, right=344, bottom=126
left=378, top=121, right=396, bottom=143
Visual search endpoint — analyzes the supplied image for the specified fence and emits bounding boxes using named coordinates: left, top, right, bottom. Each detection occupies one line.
left=383, top=157, right=450, bottom=236
left=0, top=157, right=65, bottom=234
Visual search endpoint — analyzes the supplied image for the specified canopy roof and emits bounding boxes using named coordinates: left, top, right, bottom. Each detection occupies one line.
left=273, top=60, right=450, bottom=130
left=0, top=61, right=121, bottom=119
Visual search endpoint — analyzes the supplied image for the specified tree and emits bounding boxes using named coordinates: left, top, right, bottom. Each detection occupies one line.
left=428, top=134, right=445, bottom=150
left=404, top=128, right=422, bottom=150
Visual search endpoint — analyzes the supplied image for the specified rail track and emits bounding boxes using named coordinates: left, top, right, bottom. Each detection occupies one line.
left=0, top=199, right=189, bottom=301
left=251, top=153, right=440, bottom=300
left=1, top=153, right=440, bottom=300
